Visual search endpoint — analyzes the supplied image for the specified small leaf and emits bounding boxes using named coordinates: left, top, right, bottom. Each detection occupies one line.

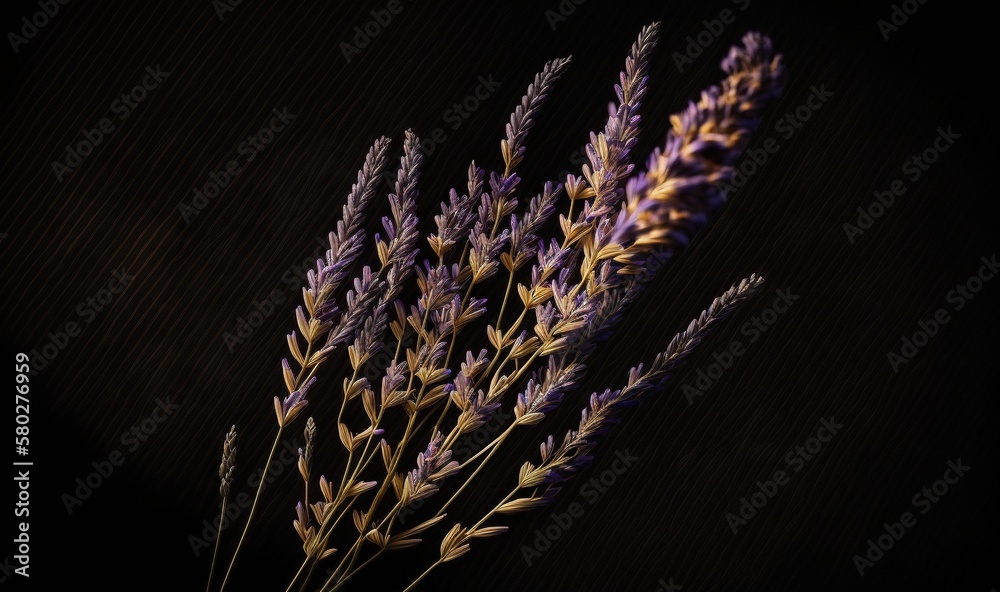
left=486, top=325, right=502, bottom=351
left=496, top=497, right=546, bottom=514
left=392, top=473, right=405, bottom=500
left=295, top=306, right=310, bottom=341
left=273, top=396, right=285, bottom=426
left=281, top=360, right=296, bottom=393
left=469, top=526, right=508, bottom=539
left=386, top=537, right=422, bottom=550
left=376, top=241, right=390, bottom=267
left=397, top=513, right=447, bottom=539
left=380, top=439, right=392, bottom=472
left=362, top=389, right=377, bottom=422
left=287, top=332, right=305, bottom=366
left=338, top=423, right=353, bottom=451
left=352, top=510, right=366, bottom=533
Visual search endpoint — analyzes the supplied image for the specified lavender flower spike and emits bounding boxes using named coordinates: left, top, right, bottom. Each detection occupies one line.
left=615, top=32, right=785, bottom=273
left=400, top=432, right=460, bottom=507
left=532, top=275, right=765, bottom=488
left=307, top=137, right=392, bottom=324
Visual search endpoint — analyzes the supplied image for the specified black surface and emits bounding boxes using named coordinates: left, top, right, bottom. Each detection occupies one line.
left=2, top=1, right=997, bottom=590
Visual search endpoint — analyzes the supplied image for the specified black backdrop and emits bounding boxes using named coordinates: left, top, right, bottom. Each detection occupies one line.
left=2, top=1, right=997, bottom=591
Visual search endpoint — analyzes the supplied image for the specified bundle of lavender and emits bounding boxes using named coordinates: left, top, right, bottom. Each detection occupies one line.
left=205, top=25, right=785, bottom=592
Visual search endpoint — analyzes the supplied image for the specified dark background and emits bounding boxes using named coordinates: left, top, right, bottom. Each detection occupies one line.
left=2, top=1, right=997, bottom=591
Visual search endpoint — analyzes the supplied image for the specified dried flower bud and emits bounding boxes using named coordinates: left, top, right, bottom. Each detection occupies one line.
left=219, top=425, right=237, bottom=498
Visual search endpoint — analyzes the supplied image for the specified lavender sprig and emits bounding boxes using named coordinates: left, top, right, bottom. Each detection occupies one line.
left=412, top=19, right=664, bottom=492
left=307, top=137, right=392, bottom=324
left=532, top=274, right=765, bottom=488
left=210, top=25, right=794, bottom=592
left=275, top=137, right=392, bottom=427
left=219, top=425, right=237, bottom=498
left=393, top=31, right=784, bottom=556
left=206, top=425, right=238, bottom=592
left=615, top=32, right=785, bottom=273
left=400, top=433, right=460, bottom=507
left=408, top=276, right=764, bottom=592
left=507, top=31, right=785, bottom=443
left=376, top=130, right=424, bottom=305
left=576, top=21, right=659, bottom=224
left=428, top=163, right=485, bottom=261
left=502, top=56, right=573, bottom=175
left=408, top=275, right=765, bottom=590
left=464, top=56, right=572, bottom=287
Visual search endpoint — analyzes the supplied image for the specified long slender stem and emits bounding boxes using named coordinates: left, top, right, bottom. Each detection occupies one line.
left=284, top=559, right=309, bottom=592
left=402, top=560, right=444, bottom=592
left=395, top=490, right=518, bottom=589
left=205, top=496, right=228, bottom=592
left=494, top=269, right=516, bottom=334
left=219, top=426, right=284, bottom=592
left=438, top=424, right=516, bottom=516
left=329, top=548, right=385, bottom=592
left=473, top=488, right=517, bottom=531
left=342, top=551, right=384, bottom=588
